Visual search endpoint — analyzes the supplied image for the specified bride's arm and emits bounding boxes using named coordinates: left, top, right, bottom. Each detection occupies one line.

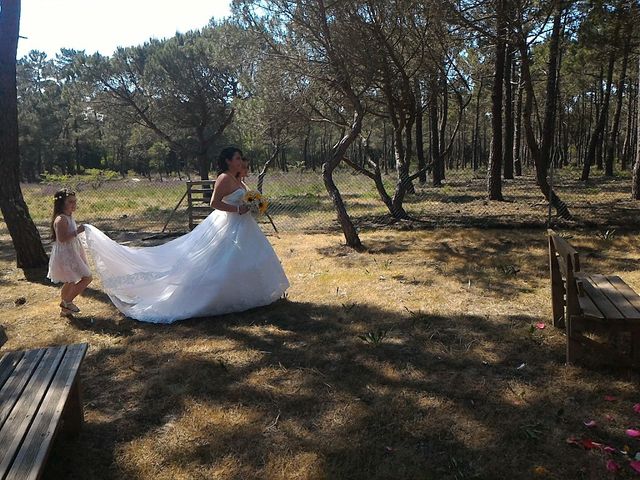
left=210, top=175, right=249, bottom=214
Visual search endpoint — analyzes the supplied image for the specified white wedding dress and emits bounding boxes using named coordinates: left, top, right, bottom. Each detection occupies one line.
left=83, top=188, right=289, bottom=323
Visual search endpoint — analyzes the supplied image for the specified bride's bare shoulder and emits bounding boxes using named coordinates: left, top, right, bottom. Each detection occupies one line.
left=216, top=172, right=232, bottom=183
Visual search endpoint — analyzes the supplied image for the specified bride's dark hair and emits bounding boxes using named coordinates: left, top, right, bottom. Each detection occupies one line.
left=216, top=147, right=243, bottom=175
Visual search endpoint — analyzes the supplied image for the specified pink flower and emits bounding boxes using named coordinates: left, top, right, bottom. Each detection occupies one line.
left=584, top=420, right=597, bottom=428
left=630, top=460, right=640, bottom=473
left=626, top=429, right=640, bottom=438
left=604, top=395, right=617, bottom=402
left=606, top=460, right=621, bottom=472
left=603, top=446, right=617, bottom=453
left=634, top=403, right=640, bottom=414
left=535, top=323, right=546, bottom=329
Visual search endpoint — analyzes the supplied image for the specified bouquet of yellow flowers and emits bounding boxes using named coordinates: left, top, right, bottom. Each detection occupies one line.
left=242, top=190, right=278, bottom=233
left=243, top=190, right=269, bottom=216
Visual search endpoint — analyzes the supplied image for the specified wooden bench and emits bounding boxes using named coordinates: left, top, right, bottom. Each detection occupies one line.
left=548, top=230, right=640, bottom=367
left=0, top=343, right=88, bottom=479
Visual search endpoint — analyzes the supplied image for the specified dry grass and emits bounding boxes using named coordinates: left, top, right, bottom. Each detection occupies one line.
left=1, top=227, right=640, bottom=479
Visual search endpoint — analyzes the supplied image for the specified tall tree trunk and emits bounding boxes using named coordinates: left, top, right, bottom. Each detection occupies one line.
left=583, top=51, right=615, bottom=181
left=415, top=78, right=427, bottom=184
left=438, top=69, right=448, bottom=182
left=504, top=45, right=515, bottom=179
left=195, top=128, right=210, bottom=180
left=514, top=66, right=523, bottom=176
left=430, top=73, right=443, bottom=186
left=622, top=77, right=635, bottom=170
left=632, top=55, right=640, bottom=199
left=472, top=78, right=483, bottom=171
left=73, top=119, right=80, bottom=174
left=517, top=0, right=572, bottom=219
left=606, top=31, right=630, bottom=176
left=303, top=126, right=310, bottom=169
left=0, top=0, right=48, bottom=269
left=488, top=0, right=506, bottom=200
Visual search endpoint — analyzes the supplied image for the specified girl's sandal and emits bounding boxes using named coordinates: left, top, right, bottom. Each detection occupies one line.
left=60, top=307, right=74, bottom=318
left=60, top=301, right=80, bottom=313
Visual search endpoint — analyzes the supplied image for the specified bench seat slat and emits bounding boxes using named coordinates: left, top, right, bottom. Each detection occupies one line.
left=186, top=181, right=215, bottom=186
left=606, top=276, right=640, bottom=314
left=0, top=347, right=65, bottom=474
left=579, top=278, right=625, bottom=320
left=186, top=188, right=214, bottom=194
left=0, top=352, right=24, bottom=391
left=0, top=350, right=45, bottom=432
left=6, top=344, right=88, bottom=480
left=577, top=291, right=604, bottom=319
left=590, top=274, right=640, bottom=320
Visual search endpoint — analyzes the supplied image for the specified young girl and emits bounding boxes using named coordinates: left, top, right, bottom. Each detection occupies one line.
left=47, top=189, right=92, bottom=317
left=237, top=157, right=251, bottom=187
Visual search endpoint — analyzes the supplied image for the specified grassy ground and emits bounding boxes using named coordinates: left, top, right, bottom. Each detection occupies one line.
left=1, top=226, right=640, bottom=479
left=20, top=167, right=640, bottom=234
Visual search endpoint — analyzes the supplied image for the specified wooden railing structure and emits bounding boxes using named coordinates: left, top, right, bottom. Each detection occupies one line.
left=186, top=180, right=214, bottom=230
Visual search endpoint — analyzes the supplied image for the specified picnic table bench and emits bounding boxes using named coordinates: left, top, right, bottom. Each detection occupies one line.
left=548, top=230, right=640, bottom=367
left=0, top=343, right=88, bottom=479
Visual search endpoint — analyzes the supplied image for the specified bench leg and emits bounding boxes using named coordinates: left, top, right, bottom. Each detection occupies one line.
left=566, top=316, right=582, bottom=366
left=632, top=330, right=640, bottom=367
left=62, top=378, right=84, bottom=437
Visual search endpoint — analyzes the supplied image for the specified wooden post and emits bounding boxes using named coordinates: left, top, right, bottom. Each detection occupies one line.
left=187, top=182, right=194, bottom=231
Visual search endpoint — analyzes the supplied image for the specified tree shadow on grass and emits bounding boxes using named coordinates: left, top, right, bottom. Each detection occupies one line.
left=43, top=299, right=640, bottom=480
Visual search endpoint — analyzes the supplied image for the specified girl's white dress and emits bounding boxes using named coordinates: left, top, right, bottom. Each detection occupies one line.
left=47, top=214, right=92, bottom=284
left=83, top=188, right=290, bottom=323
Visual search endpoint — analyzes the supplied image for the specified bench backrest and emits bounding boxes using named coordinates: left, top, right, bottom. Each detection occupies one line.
left=548, top=229, right=581, bottom=326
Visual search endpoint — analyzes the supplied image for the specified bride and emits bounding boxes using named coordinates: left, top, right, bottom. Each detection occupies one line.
left=83, top=147, right=290, bottom=323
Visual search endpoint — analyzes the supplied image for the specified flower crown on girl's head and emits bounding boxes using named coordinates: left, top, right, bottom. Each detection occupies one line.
left=53, top=188, right=75, bottom=201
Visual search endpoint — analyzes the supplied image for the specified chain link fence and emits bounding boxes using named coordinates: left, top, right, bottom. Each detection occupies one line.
left=16, top=165, right=640, bottom=240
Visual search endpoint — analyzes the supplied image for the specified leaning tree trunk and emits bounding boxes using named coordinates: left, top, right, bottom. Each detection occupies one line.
left=323, top=109, right=363, bottom=249
left=517, top=0, right=572, bottom=219
left=390, top=124, right=413, bottom=217
left=632, top=55, right=640, bottom=199
left=0, top=0, right=48, bottom=269
left=606, top=31, right=630, bottom=177
left=488, top=0, right=506, bottom=201
left=257, top=145, right=279, bottom=193
left=582, top=50, right=615, bottom=181
left=382, top=66, right=415, bottom=216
